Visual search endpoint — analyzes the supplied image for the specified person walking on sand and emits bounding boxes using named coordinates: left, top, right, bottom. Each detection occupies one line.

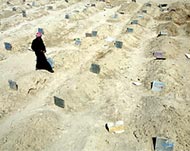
left=31, top=32, right=54, bottom=73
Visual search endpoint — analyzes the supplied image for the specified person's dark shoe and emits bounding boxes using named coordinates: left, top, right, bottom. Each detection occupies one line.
left=49, top=70, right=54, bottom=73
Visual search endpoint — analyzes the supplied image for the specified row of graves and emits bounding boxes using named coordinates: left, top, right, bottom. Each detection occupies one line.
left=4, top=2, right=182, bottom=151
left=7, top=0, right=56, bottom=18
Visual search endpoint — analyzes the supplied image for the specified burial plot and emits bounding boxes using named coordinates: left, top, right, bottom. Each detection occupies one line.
left=54, top=96, right=65, bottom=108
left=131, top=20, right=138, bottom=25
left=90, top=64, right=100, bottom=74
left=153, top=137, right=174, bottom=151
left=151, top=81, right=165, bottom=92
left=105, top=121, right=125, bottom=134
left=114, top=41, right=123, bottom=48
left=153, top=51, right=166, bottom=60
left=4, top=42, right=12, bottom=50
left=8, top=80, right=18, bottom=90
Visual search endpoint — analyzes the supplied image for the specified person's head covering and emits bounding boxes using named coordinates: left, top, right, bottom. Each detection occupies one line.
left=36, top=32, right=42, bottom=37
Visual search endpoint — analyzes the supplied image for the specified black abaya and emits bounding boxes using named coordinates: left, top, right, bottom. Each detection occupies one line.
left=31, top=37, right=53, bottom=72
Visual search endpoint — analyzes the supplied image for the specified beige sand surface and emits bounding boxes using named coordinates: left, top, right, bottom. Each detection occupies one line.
left=0, top=0, right=190, bottom=151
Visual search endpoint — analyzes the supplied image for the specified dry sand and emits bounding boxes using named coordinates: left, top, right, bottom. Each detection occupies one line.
left=0, top=0, right=190, bottom=151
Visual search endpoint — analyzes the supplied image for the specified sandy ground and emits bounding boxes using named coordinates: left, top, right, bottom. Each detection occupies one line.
left=0, top=0, right=190, bottom=151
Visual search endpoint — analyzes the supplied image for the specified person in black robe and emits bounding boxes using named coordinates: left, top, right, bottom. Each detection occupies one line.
left=31, top=32, right=54, bottom=73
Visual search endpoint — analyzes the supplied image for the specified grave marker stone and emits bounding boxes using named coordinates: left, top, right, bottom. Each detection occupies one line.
left=47, top=6, right=53, bottom=10
left=22, top=10, right=26, bottom=17
left=157, top=31, right=167, bottom=37
left=85, top=33, right=92, bottom=37
left=4, top=42, right=12, bottom=50
left=74, top=38, right=81, bottom=45
left=158, top=4, right=168, bottom=8
left=8, top=80, right=18, bottom=90
left=142, top=10, right=147, bottom=13
left=90, top=64, right=100, bottom=74
left=112, top=13, right=118, bottom=18
left=114, top=41, right=123, bottom=48
left=127, top=28, right=133, bottom=33
left=12, top=7, right=16, bottom=11
left=138, top=14, right=144, bottom=18
left=151, top=81, right=165, bottom=92
left=92, top=31, right=97, bottom=37
left=32, top=1, right=35, bottom=6
left=105, top=121, right=125, bottom=134
left=47, top=58, right=54, bottom=68
left=38, top=28, right=44, bottom=34
left=119, top=11, right=125, bottom=14
left=153, top=51, right=166, bottom=60
left=54, top=96, right=65, bottom=108
left=65, top=14, right=69, bottom=19
left=185, top=53, right=190, bottom=59
left=131, top=20, right=138, bottom=24
left=154, top=137, right=174, bottom=151
left=145, top=3, right=151, bottom=7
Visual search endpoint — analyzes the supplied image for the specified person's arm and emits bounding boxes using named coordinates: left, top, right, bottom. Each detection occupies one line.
left=41, top=40, right=46, bottom=53
left=31, top=40, right=36, bottom=51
